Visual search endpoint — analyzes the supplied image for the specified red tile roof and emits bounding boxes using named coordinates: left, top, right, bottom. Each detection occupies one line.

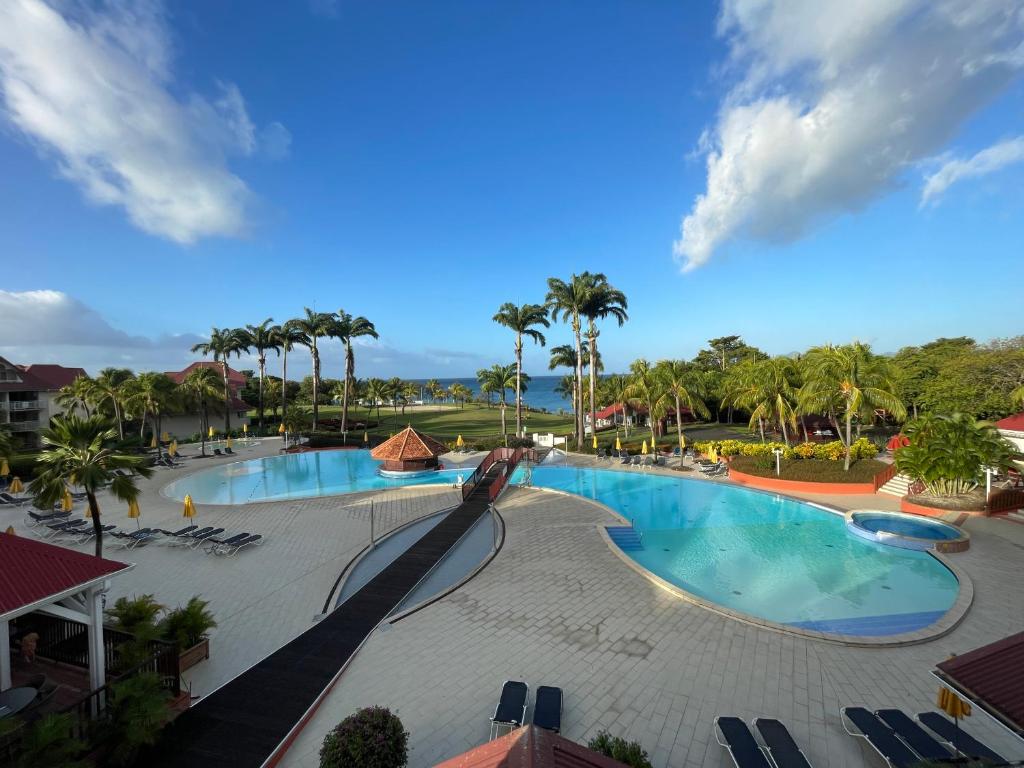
left=18, top=364, right=88, bottom=390
left=434, top=726, right=628, bottom=768
left=0, top=532, right=132, bottom=619
left=936, top=631, right=1024, bottom=736
left=371, top=426, right=448, bottom=462
left=996, top=412, right=1024, bottom=432
left=165, top=362, right=248, bottom=387
left=0, top=356, right=50, bottom=393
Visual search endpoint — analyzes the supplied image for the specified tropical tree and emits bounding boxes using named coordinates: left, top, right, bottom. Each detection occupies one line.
left=655, top=360, right=710, bottom=452
left=799, top=343, right=907, bottom=470
left=896, top=414, right=1012, bottom=496
left=581, top=276, right=628, bottom=449
left=331, top=311, right=379, bottom=433
left=477, top=364, right=519, bottom=443
left=191, top=327, right=249, bottom=434
left=365, top=378, right=388, bottom=421
left=624, top=359, right=667, bottom=449
left=726, top=357, right=800, bottom=444
left=92, top=368, right=133, bottom=441
left=180, top=367, right=222, bottom=457
left=425, top=379, right=442, bottom=404
left=449, top=382, right=472, bottom=409
left=599, top=373, right=633, bottom=436
left=493, top=302, right=549, bottom=437
left=0, top=427, right=12, bottom=464
left=56, top=375, right=94, bottom=418
left=547, top=273, right=598, bottom=450
left=290, top=309, right=335, bottom=431
left=29, top=415, right=151, bottom=557
left=547, top=341, right=596, bottom=435
left=270, top=321, right=309, bottom=421
left=384, top=377, right=403, bottom=427
left=122, top=373, right=178, bottom=457
left=241, top=318, right=279, bottom=431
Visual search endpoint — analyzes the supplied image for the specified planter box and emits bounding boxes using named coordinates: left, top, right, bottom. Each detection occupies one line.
left=728, top=467, right=876, bottom=495
left=178, top=638, right=210, bottom=672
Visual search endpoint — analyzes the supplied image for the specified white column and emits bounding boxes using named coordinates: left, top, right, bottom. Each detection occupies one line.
left=1, top=618, right=11, bottom=690
left=86, top=586, right=106, bottom=694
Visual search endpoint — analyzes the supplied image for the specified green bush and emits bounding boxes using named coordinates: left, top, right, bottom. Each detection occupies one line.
left=896, top=413, right=1012, bottom=496
left=99, top=673, right=171, bottom=767
left=160, top=596, right=217, bottom=649
left=587, top=732, right=652, bottom=768
left=320, top=706, right=408, bottom=768
left=11, top=714, right=87, bottom=768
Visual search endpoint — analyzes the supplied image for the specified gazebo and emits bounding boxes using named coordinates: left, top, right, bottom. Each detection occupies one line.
left=1, top=532, right=132, bottom=695
left=370, top=426, right=448, bottom=473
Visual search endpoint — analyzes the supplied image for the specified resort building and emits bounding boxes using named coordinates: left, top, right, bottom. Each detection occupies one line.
left=0, top=358, right=87, bottom=448
left=996, top=412, right=1024, bottom=453
left=162, top=362, right=252, bottom=437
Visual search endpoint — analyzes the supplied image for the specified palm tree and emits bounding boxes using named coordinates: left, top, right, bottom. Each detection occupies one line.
left=599, top=372, right=632, bottom=436
left=191, top=327, right=249, bottom=434
left=56, top=375, right=94, bottom=417
left=425, top=379, right=441, bottom=404
left=546, top=273, right=595, bottom=451
left=799, top=343, right=907, bottom=470
left=656, top=360, right=710, bottom=452
left=548, top=342, right=598, bottom=432
left=493, top=302, right=549, bottom=437
left=271, top=321, right=310, bottom=421
left=29, top=414, right=151, bottom=556
left=624, top=359, right=667, bottom=449
left=477, top=364, right=519, bottom=443
left=290, top=309, right=335, bottom=431
left=92, top=368, right=133, bottom=441
left=365, top=378, right=388, bottom=422
left=241, top=318, right=279, bottom=432
left=449, top=382, right=472, bottom=409
left=181, top=367, right=222, bottom=457
left=581, top=276, right=628, bottom=449
left=400, top=381, right=418, bottom=415
left=332, top=311, right=379, bottom=433
left=726, top=357, right=800, bottom=444
left=123, top=373, right=179, bottom=457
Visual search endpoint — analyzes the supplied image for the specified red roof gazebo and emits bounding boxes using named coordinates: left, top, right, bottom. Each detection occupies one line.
left=370, top=426, right=448, bottom=472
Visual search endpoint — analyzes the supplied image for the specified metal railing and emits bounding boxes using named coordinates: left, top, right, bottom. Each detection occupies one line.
left=872, top=462, right=899, bottom=492
left=5, top=420, right=41, bottom=430
left=988, top=488, right=1024, bottom=515
left=460, top=446, right=540, bottom=501
left=8, top=400, right=41, bottom=410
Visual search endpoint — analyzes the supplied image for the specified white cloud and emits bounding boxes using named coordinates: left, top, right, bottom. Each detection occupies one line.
left=675, top=0, right=1024, bottom=271
left=0, top=0, right=287, bottom=243
left=920, top=136, right=1024, bottom=205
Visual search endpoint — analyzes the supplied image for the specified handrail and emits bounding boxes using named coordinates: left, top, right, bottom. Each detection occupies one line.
left=872, top=462, right=899, bottom=492
left=988, top=488, right=1024, bottom=514
left=487, top=447, right=539, bottom=501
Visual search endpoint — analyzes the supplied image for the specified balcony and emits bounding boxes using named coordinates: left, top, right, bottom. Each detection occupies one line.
left=8, top=400, right=41, bottom=411
left=6, top=420, right=41, bottom=431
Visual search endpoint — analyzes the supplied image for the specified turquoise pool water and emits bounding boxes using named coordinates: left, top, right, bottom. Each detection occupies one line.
left=510, top=465, right=959, bottom=636
left=163, top=450, right=468, bottom=504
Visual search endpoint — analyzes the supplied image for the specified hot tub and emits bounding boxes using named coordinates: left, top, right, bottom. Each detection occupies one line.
left=846, top=510, right=969, bottom=552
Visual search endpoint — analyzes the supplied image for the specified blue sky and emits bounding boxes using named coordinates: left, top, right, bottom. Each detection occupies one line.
left=1, top=1, right=1022, bottom=380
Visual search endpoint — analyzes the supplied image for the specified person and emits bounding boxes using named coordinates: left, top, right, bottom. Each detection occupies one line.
left=20, top=632, right=39, bottom=663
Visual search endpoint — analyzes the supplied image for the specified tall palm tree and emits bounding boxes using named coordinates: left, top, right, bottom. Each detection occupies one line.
left=123, top=373, right=179, bottom=457
left=726, top=357, right=800, bottom=444
left=29, top=414, right=151, bottom=557
left=242, top=318, right=279, bottom=432
left=271, top=321, right=310, bottom=421
left=425, top=379, right=441, bottom=404
left=548, top=342, right=597, bottom=434
left=477, top=363, right=519, bottom=443
left=181, top=367, right=223, bottom=457
left=92, top=368, right=133, bottom=441
left=365, top=378, right=388, bottom=422
left=581, top=276, right=628, bottom=449
left=546, top=273, right=595, bottom=450
left=290, top=309, right=335, bottom=430
left=449, top=382, right=472, bottom=409
left=600, top=373, right=633, bottom=436
left=624, top=359, right=667, bottom=449
left=191, top=327, right=249, bottom=434
left=799, top=343, right=906, bottom=470
left=332, top=311, right=379, bottom=433
left=56, top=375, right=94, bottom=417
left=493, top=302, right=549, bottom=438
left=656, top=360, right=710, bottom=452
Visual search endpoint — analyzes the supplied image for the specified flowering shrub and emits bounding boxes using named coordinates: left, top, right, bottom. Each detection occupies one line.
left=320, top=706, right=408, bottom=768
left=694, top=438, right=878, bottom=463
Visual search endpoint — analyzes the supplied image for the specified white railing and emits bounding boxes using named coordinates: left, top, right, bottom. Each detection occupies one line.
left=8, top=400, right=41, bottom=411
left=7, top=420, right=41, bottom=430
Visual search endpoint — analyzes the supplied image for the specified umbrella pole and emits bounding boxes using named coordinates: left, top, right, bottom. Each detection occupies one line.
left=953, top=714, right=960, bottom=758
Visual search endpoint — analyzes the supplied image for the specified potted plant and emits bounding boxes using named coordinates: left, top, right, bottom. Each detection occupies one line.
left=160, top=596, right=217, bottom=671
left=320, top=706, right=408, bottom=768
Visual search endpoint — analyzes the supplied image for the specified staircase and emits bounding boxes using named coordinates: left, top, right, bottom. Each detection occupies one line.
left=1002, top=510, right=1024, bottom=525
left=877, top=473, right=913, bottom=498
left=607, top=525, right=644, bottom=551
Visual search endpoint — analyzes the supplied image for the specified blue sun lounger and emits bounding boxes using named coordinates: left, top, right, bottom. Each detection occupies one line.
left=715, top=717, right=772, bottom=768
left=533, top=686, right=562, bottom=733
left=916, top=711, right=1005, bottom=763
left=841, top=707, right=920, bottom=768
left=489, top=680, right=529, bottom=739
left=875, top=709, right=951, bottom=762
left=753, top=718, right=813, bottom=768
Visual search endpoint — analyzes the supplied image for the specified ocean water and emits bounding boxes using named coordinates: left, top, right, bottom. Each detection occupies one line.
left=406, top=375, right=572, bottom=413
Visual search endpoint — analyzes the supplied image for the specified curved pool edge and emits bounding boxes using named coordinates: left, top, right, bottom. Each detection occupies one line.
left=511, top=483, right=974, bottom=647
left=844, top=510, right=971, bottom=553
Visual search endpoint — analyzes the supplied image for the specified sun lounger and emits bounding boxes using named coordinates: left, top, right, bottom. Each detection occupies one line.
left=753, top=718, right=813, bottom=768
left=66, top=524, right=117, bottom=543
left=533, top=686, right=562, bottom=733
left=25, top=510, right=72, bottom=527
left=597, top=449, right=607, bottom=459
left=203, top=532, right=250, bottom=553
left=619, top=452, right=631, bottom=464
left=840, top=707, right=920, bottom=768
left=916, top=711, right=1005, bottom=763
left=0, top=492, right=28, bottom=506
left=110, top=528, right=161, bottom=548
left=184, top=527, right=225, bottom=548
left=213, top=448, right=223, bottom=456
left=157, top=525, right=198, bottom=538
left=224, top=447, right=234, bottom=455
left=210, top=534, right=262, bottom=556
left=489, top=680, right=529, bottom=739
left=163, top=526, right=215, bottom=546
left=875, top=709, right=951, bottom=762
left=37, top=519, right=87, bottom=539
left=715, top=717, right=772, bottom=768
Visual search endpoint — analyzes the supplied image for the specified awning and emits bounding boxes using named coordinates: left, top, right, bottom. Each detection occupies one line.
left=933, top=631, right=1024, bottom=737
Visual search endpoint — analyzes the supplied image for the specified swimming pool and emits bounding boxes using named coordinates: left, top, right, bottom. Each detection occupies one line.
left=163, top=450, right=470, bottom=504
left=509, top=465, right=960, bottom=637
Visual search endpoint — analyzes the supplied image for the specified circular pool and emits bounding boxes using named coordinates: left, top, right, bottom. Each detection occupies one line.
left=846, top=510, right=968, bottom=552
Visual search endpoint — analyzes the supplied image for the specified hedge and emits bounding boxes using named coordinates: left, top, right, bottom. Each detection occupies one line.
left=692, top=438, right=878, bottom=462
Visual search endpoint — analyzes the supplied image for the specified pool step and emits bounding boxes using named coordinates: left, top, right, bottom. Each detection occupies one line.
left=607, top=526, right=644, bottom=551
left=877, top=473, right=913, bottom=498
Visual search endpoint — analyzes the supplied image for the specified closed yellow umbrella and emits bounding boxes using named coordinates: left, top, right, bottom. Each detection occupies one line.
left=150, top=434, right=158, bottom=448
left=456, top=434, right=464, bottom=448
left=8, top=477, right=23, bottom=494
left=62, top=488, right=74, bottom=512
left=709, top=446, right=718, bottom=463
left=127, top=498, right=141, bottom=529
left=615, top=436, right=621, bottom=451
left=209, top=426, right=215, bottom=438
left=0, top=458, right=9, bottom=477
left=227, top=436, right=233, bottom=449
left=243, top=423, right=248, bottom=434
left=182, top=494, right=196, bottom=520
left=641, top=440, right=648, bottom=455
left=363, top=430, right=368, bottom=444
left=937, top=685, right=971, bottom=756
left=680, top=434, right=686, bottom=451
left=162, top=431, right=170, bottom=442
left=592, top=435, right=598, bottom=449
left=168, top=440, right=177, bottom=458
left=4, top=526, right=14, bottom=536
left=278, top=423, right=285, bottom=434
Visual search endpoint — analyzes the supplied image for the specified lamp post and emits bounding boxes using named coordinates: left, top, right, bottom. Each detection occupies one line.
left=773, top=448, right=783, bottom=477
left=984, top=466, right=997, bottom=504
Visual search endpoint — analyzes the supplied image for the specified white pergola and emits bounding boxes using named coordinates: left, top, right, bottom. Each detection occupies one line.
left=1, top=533, right=132, bottom=696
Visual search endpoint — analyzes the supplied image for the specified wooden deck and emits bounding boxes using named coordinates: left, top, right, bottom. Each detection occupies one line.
left=146, top=461, right=507, bottom=768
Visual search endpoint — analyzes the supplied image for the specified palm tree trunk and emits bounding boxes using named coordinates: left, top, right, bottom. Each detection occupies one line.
left=222, top=361, right=231, bottom=434
left=200, top=398, right=208, bottom=457
left=588, top=328, right=597, bottom=455
left=648, top=401, right=657, bottom=448
left=501, top=398, right=507, bottom=446
left=801, top=416, right=809, bottom=443
left=258, top=355, right=266, bottom=430
left=114, top=400, right=124, bottom=441
left=282, top=347, right=289, bottom=419
left=311, top=342, right=320, bottom=431
left=342, top=341, right=352, bottom=433
left=781, top=420, right=789, bottom=446
left=515, top=334, right=523, bottom=438
left=86, top=490, right=103, bottom=557
left=758, top=417, right=765, bottom=442
left=574, top=324, right=584, bottom=451
left=675, top=394, right=685, bottom=461
left=844, top=412, right=853, bottom=471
